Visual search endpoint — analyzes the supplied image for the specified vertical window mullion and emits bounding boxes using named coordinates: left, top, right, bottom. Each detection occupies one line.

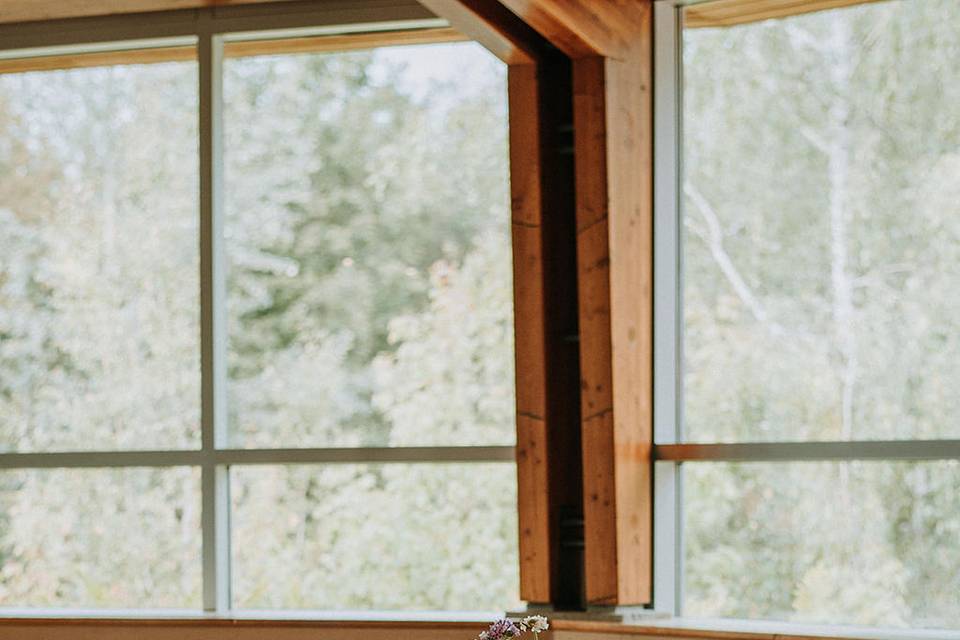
left=653, top=0, right=684, bottom=618
left=199, top=17, right=231, bottom=614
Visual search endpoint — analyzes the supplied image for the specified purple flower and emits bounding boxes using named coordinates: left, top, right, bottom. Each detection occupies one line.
left=478, top=618, right=522, bottom=640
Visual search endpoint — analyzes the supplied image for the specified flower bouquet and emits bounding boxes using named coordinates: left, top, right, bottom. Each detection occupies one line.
left=476, top=615, right=549, bottom=639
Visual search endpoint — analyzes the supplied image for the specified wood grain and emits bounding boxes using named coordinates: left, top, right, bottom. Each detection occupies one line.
left=0, top=618, right=486, bottom=640
left=562, top=3, right=653, bottom=606
left=510, top=62, right=552, bottom=601
left=0, top=46, right=195, bottom=74
left=507, top=54, right=582, bottom=605
left=684, top=0, right=886, bottom=29
left=496, top=0, right=648, bottom=59
left=0, top=28, right=466, bottom=76
left=605, top=6, right=654, bottom=606
left=223, top=27, right=467, bottom=57
left=0, top=617, right=907, bottom=640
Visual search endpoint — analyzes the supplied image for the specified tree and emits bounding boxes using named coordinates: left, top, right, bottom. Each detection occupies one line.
left=683, top=0, right=960, bottom=628
left=225, top=44, right=518, bottom=610
left=0, top=42, right=519, bottom=611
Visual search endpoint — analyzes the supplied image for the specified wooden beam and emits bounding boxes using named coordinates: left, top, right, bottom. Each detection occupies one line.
left=684, top=0, right=887, bottom=29
left=510, top=56, right=583, bottom=606
left=502, top=0, right=655, bottom=606
left=523, top=57, right=582, bottom=609
left=508, top=35, right=581, bottom=611
left=495, top=0, right=648, bottom=60
left=574, top=30, right=653, bottom=608
left=599, top=37, right=654, bottom=606
left=509, top=62, right=554, bottom=603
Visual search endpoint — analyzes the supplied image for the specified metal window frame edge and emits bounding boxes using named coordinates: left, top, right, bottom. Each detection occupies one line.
left=0, top=446, right=517, bottom=469
left=652, top=0, right=684, bottom=619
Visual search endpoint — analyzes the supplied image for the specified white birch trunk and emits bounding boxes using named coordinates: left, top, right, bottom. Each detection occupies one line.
left=826, top=17, right=858, bottom=443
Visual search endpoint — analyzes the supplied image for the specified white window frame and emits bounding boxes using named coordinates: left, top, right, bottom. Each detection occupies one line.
left=0, top=0, right=514, bottom=615
left=651, top=0, right=960, bottom=623
left=652, top=0, right=684, bottom=617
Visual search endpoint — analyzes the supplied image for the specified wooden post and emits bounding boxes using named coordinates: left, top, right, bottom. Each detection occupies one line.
left=573, top=48, right=653, bottom=607
left=509, top=61, right=554, bottom=603
left=509, top=59, right=582, bottom=606
left=495, top=0, right=655, bottom=606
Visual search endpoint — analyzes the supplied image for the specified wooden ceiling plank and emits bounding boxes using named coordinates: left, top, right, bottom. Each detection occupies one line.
left=222, top=27, right=466, bottom=58
left=0, top=27, right=466, bottom=75
left=684, top=0, right=887, bottom=29
left=495, top=0, right=648, bottom=60
left=0, top=45, right=194, bottom=74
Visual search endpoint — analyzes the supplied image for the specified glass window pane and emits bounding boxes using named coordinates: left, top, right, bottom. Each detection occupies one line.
left=682, top=1, right=960, bottom=442
left=223, top=42, right=514, bottom=448
left=0, top=55, right=200, bottom=451
left=684, top=460, right=960, bottom=629
left=231, top=463, right=519, bottom=611
left=0, top=467, right=201, bottom=608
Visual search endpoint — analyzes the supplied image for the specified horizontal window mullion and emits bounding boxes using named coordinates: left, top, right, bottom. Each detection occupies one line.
left=0, top=450, right=205, bottom=469
left=0, top=446, right=517, bottom=470
left=654, top=440, right=960, bottom=463
left=213, top=445, right=516, bottom=466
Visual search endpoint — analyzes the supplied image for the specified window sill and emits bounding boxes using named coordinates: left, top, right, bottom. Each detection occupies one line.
left=550, top=616, right=959, bottom=640
left=0, top=611, right=955, bottom=640
left=0, top=608, right=496, bottom=627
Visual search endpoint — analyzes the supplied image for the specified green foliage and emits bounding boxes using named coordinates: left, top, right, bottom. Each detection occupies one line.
left=683, top=0, right=960, bottom=629
left=0, top=43, right=517, bottom=611
left=223, top=47, right=511, bottom=449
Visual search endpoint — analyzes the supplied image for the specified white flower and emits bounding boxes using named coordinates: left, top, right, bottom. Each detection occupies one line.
left=522, top=615, right=549, bottom=634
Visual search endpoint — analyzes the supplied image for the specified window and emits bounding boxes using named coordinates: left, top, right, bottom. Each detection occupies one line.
left=221, top=39, right=517, bottom=611
left=0, top=52, right=200, bottom=453
left=222, top=41, right=515, bottom=451
left=0, top=5, right=517, bottom=614
left=655, top=0, right=960, bottom=631
left=0, top=51, right=202, bottom=609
